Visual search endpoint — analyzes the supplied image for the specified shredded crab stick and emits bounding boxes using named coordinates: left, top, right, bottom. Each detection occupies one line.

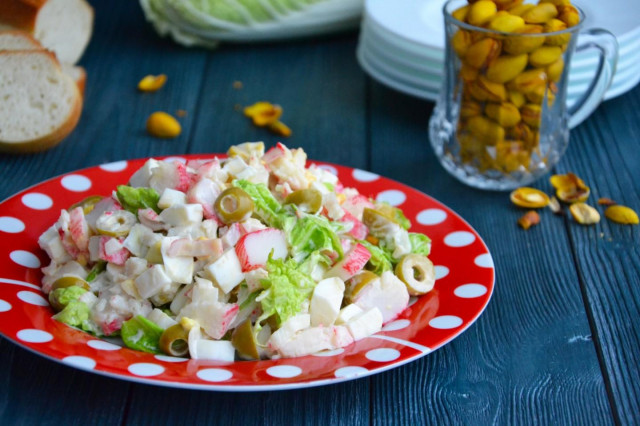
left=38, top=142, right=436, bottom=361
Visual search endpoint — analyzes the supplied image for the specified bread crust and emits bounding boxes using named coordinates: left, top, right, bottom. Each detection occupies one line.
left=0, top=49, right=83, bottom=153
left=0, top=0, right=48, bottom=31
left=0, top=28, right=41, bottom=47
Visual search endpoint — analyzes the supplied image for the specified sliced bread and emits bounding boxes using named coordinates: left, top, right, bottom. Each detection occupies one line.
left=0, top=49, right=82, bottom=153
left=0, top=0, right=94, bottom=64
left=0, top=29, right=86, bottom=95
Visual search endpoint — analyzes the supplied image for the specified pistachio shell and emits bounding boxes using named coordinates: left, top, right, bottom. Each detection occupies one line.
left=469, top=75, right=508, bottom=102
left=507, top=68, right=548, bottom=94
left=461, top=101, right=483, bottom=118
left=496, top=141, right=531, bottom=173
left=510, top=187, right=550, bottom=208
left=486, top=54, right=528, bottom=83
left=604, top=205, right=639, bottom=225
left=529, top=45, right=563, bottom=68
left=485, top=102, right=522, bottom=127
left=466, top=115, right=505, bottom=145
left=522, top=3, right=558, bottom=24
left=452, top=5, right=469, bottom=22
left=557, top=5, right=580, bottom=27
left=546, top=58, right=565, bottom=82
left=569, top=203, right=600, bottom=225
left=503, top=24, right=546, bottom=54
left=465, top=38, right=502, bottom=69
left=452, top=30, right=473, bottom=58
left=467, top=1, right=498, bottom=26
left=488, top=13, right=526, bottom=33
left=544, top=19, right=571, bottom=46
left=520, top=103, right=542, bottom=128
left=508, top=90, right=526, bottom=107
left=508, top=4, right=534, bottom=16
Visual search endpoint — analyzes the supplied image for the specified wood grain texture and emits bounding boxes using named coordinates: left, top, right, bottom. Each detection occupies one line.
left=366, top=81, right=612, bottom=424
left=556, top=85, right=640, bottom=425
left=0, top=342, right=129, bottom=425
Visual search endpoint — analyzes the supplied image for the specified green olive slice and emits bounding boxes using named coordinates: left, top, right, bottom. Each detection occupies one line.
left=95, top=210, right=137, bottom=237
left=69, top=195, right=104, bottom=214
left=395, top=254, right=435, bottom=295
left=284, top=188, right=323, bottom=214
left=346, top=270, right=379, bottom=302
left=159, top=324, right=189, bottom=357
left=51, top=276, right=90, bottom=292
left=214, top=187, right=255, bottom=224
left=231, top=319, right=260, bottom=360
left=48, top=276, right=90, bottom=312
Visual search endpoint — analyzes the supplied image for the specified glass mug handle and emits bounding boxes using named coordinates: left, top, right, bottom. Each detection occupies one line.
left=568, top=28, right=619, bottom=128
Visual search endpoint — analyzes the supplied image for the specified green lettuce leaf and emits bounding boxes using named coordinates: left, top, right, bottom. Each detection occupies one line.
left=409, top=232, right=432, bottom=256
left=376, top=202, right=411, bottom=230
left=86, top=261, right=107, bottom=282
left=359, top=239, right=393, bottom=275
left=121, top=315, right=164, bottom=354
left=284, top=213, right=343, bottom=264
left=233, top=180, right=290, bottom=228
left=53, top=293, right=98, bottom=335
left=50, top=285, right=87, bottom=308
left=257, top=256, right=316, bottom=327
left=116, top=185, right=160, bottom=214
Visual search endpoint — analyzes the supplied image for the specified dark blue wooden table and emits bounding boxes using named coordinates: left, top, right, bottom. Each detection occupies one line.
left=1, top=1, right=639, bottom=424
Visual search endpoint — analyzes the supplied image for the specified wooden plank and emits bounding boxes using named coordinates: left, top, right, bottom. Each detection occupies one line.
left=0, top=341, right=129, bottom=425
left=366, top=81, right=612, bottom=424
left=556, top=85, right=640, bottom=425
left=187, top=35, right=368, bottom=168
left=124, top=381, right=369, bottom=426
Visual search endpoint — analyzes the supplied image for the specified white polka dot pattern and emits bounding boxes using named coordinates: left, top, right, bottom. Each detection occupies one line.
left=474, top=253, right=494, bottom=268
left=10, top=250, right=41, bottom=268
left=17, top=291, right=48, bottom=306
left=352, top=169, right=379, bottom=182
left=62, top=356, right=96, bottom=370
left=128, top=363, right=165, bottom=377
left=366, top=348, right=401, bottom=362
left=0, top=216, right=25, bottom=233
left=99, top=161, right=128, bottom=172
left=444, top=231, right=476, bottom=247
left=21, top=193, right=53, bottom=210
left=61, top=174, right=92, bottom=192
left=87, top=340, right=122, bottom=351
left=197, top=368, right=233, bottom=382
left=416, top=209, right=447, bottom=225
left=335, top=366, right=368, bottom=378
left=454, top=284, right=488, bottom=299
left=0, top=299, right=11, bottom=312
left=435, top=265, right=449, bottom=280
left=266, top=365, right=302, bottom=378
left=382, top=319, right=411, bottom=332
left=376, top=190, right=406, bottom=206
left=429, top=316, right=463, bottom=329
left=17, top=329, right=53, bottom=343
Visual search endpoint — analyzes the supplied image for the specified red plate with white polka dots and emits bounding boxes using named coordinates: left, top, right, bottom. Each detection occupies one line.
left=0, top=155, right=494, bottom=391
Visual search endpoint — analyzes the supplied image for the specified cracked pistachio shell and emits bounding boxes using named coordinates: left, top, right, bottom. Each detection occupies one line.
left=522, top=3, right=558, bottom=24
left=465, top=38, right=502, bottom=69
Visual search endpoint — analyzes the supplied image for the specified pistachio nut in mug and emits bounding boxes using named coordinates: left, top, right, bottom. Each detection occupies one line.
left=429, top=0, right=618, bottom=190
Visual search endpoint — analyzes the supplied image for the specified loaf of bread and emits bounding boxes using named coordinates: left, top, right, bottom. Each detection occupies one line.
left=0, top=49, right=82, bottom=153
left=0, top=0, right=93, bottom=64
left=0, top=29, right=86, bottom=94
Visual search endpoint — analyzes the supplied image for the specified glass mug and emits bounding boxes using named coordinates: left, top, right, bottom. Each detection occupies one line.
left=429, top=0, right=618, bottom=190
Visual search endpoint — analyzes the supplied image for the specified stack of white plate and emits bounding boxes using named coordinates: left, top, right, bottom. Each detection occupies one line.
left=357, top=0, right=640, bottom=108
